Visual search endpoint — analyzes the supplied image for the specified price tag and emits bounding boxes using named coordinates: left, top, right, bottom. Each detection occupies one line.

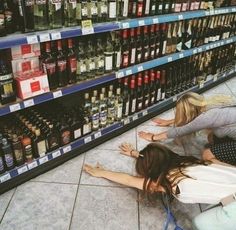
left=142, top=110, right=148, bottom=116
left=178, top=14, right=184, bottom=20
left=122, top=22, right=130, bottom=29
left=9, top=103, right=21, bottom=113
left=116, top=72, right=124, bottom=79
left=51, top=32, right=61, bottom=40
left=173, top=95, right=177, bottom=102
left=84, top=136, right=92, bottom=144
left=94, top=131, right=102, bottom=139
left=232, top=7, right=236, bottom=12
left=27, top=161, right=38, bottom=170
left=126, top=69, right=132, bottom=76
left=137, top=65, right=144, bottom=72
left=81, top=20, right=94, bottom=35
left=205, top=11, right=210, bottom=16
left=0, top=173, right=11, bottom=183
left=53, top=90, right=63, bottom=98
left=39, top=156, right=48, bottom=165
left=123, top=118, right=130, bottom=125
left=213, top=75, right=218, bottom=82
left=221, top=41, right=224, bottom=46
left=153, top=18, right=159, bottom=24
left=209, top=9, right=214, bottom=15
left=23, top=99, right=34, bottom=108
left=138, top=20, right=145, bottom=26
left=199, top=81, right=204, bottom=89
left=193, top=49, right=197, bottom=54
left=63, top=145, right=72, bottom=154
left=206, top=45, right=210, bottom=50
left=198, top=48, right=202, bottom=53
left=27, top=35, right=38, bottom=44
left=222, top=72, right=227, bottom=78
left=39, top=33, right=50, bottom=42
left=179, top=53, right=184, bottom=58
left=52, top=150, right=61, bottom=159
left=167, top=57, right=173, bottom=62
left=133, top=114, right=138, bottom=121
left=17, top=166, right=28, bottom=175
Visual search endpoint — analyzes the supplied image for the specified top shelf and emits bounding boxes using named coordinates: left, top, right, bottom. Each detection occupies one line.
left=0, top=6, right=236, bottom=50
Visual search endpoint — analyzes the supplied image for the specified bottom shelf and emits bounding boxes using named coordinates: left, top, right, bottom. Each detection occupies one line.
left=0, top=66, right=235, bottom=194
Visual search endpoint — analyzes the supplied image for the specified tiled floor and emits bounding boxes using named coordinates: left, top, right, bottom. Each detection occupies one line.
left=0, top=77, right=236, bottom=230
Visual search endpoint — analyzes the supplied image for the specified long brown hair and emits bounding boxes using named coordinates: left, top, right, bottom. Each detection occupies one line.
left=136, top=143, right=206, bottom=200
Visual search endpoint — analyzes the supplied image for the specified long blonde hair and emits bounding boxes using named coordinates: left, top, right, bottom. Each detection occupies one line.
left=174, top=92, right=234, bottom=127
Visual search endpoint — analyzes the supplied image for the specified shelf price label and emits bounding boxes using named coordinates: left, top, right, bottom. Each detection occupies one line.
left=198, top=47, right=202, bottom=53
left=0, top=173, right=11, bottom=183
left=179, top=53, right=184, bottom=58
left=39, top=156, right=48, bottom=165
left=167, top=57, right=173, bottom=62
left=63, top=145, right=72, bottom=154
left=173, top=95, right=177, bottom=102
left=199, top=81, right=204, bottom=89
left=84, top=136, right=92, bottom=144
left=94, top=131, right=102, bottom=139
left=123, top=118, right=130, bottom=125
left=27, top=161, right=38, bottom=170
left=52, top=150, right=61, bottom=159
left=138, top=20, right=145, bottom=26
left=178, top=14, right=184, bottom=20
left=137, top=65, right=143, bottom=72
left=17, top=166, right=28, bottom=175
left=213, top=75, right=218, bottom=82
left=81, top=20, right=94, bottom=35
left=53, top=90, right=63, bottom=98
left=116, top=71, right=124, bottom=79
left=39, top=33, right=50, bottom=42
left=153, top=18, right=159, bottom=24
left=24, top=99, right=35, bottom=108
left=142, top=110, right=148, bottom=116
left=193, top=49, right=197, bottom=54
left=27, top=35, right=38, bottom=44
left=125, top=69, right=132, bottom=76
left=122, top=22, right=130, bottom=29
left=133, top=114, right=138, bottom=121
left=9, top=103, right=21, bottom=112
left=51, top=32, right=61, bottom=41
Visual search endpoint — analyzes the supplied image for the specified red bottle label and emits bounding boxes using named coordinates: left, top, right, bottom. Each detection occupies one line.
left=46, top=63, right=56, bottom=74
left=57, top=60, right=67, bottom=71
left=69, top=57, right=77, bottom=72
left=62, top=131, right=71, bottom=145
left=123, top=55, right=129, bottom=67
left=137, top=3, right=143, bottom=16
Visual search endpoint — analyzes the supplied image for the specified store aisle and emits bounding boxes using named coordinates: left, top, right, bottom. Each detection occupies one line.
left=0, top=78, right=236, bottom=230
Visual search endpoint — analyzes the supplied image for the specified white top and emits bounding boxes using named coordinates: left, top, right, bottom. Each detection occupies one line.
left=175, top=164, right=236, bottom=204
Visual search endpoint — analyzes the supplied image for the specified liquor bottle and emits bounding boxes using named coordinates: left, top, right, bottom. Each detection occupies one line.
left=149, top=25, right=156, bottom=60
left=130, top=0, right=137, bottom=18
left=2, top=138, right=14, bottom=170
left=195, top=0, right=200, bottom=10
left=118, top=0, right=129, bottom=19
left=56, top=40, right=68, bottom=87
left=34, top=128, right=47, bottom=157
left=46, top=124, right=60, bottom=152
left=121, top=29, right=130, bottom=68
left=156, top=0, right=163, bottom=14
left=144, top=0, right=150, bottom=16
left=22, top=0, right=35, bottom=32
left=113, top=33, right=121, bottom=70
left=76, top=40, right=88, bottom=82
left=42, top=42, right=58, bottom=90
left=81, top=0, right=89, bottom=20
left=107, top=90, right=115, bottom=124
left=86, top=40, right=96, bottom=79
left=137, top=0, right=144, bottom=17
left=76, top=0, right=82, bottom=24
left=91, top=96, right=100, bottom=131
left=155, top=24, right=161, bottom=58
left=136, top=73, right=143, bottom=111
left=129, top=77, right=137, bottom=115
left=67, top=39, right=77, bottom=84
left=70, top=114, right=82, bottom=140
left=48, top=0, right=63, bottom=29
left=98, top=0, right=108, bottom=22
left=104, top=33, right=114, bottom=73
left=95, top=37, right=105, bottom=75
left=122, top=77, right=130, bottom=117
left=0, top=148, right=5, bottom=174
left=165, top=65, right=172, bottom=98
left=21, top=135, right=33, bottom=162
left=149, top=69, right=156, bottom=106
left=136, top=27, right=143, bottom=64
left=108, top=0, right=116, bottom=21
left=34, top=0, right=49, bottom=31
left=89, top=0, right=98, bottom=23
left=99, top=93, right=107, bottom=128
left=130, top=28, right=137, bottom=65
left=83, top=93, right=92, bottom=134
left=182, top=20, right=192, bottom=50
left=149, top=0, right=156, bottom=15
left=64, top=0, right=77, bottom=26
left=174, top=0, right=181, bottom=12
left=143, top=71, right=150, bottom=109
left=0, top=2, right=6, bottom=37
left=160, top=23, right=168, bottom=56
left=160, top=69, right=166, bottom=100
left=163, top=0, right=171, bottom=13
left=182, top=0, right=188, bottom=11
left=171, top=22, right=177, bottom=53
left=12, top=134, right=24, bottom=166
left=115, top=87, right=123, bottom=121
left=0, top=58, right=16, bottom=105
left=59, top=119, right=71, bottom=146
left=171, top=0, right=175, bottom=12
left=166, top=23, right=173, bottom=55
left=142, top=26, right=150, bottom=62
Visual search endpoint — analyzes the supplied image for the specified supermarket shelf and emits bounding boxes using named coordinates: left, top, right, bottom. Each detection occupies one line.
left=0, top=22, right=119, bottom=50
left=0, top=66, right=235, bottom=193
left=0, top=73, right=116, bottom=117
left=119, top=6, right=236, bottom=29
left=116, top=36, right=236, bottom=78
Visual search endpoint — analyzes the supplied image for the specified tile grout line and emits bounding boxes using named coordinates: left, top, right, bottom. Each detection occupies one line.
left=29, top=180, right=78, bottom=186
left=0, top=188, right=17, bottom=224
left=224, top=80, right=236, bottom=96
left=137, top=191, right=141, bottom=230
left=68, top=154, right=86, bottom=230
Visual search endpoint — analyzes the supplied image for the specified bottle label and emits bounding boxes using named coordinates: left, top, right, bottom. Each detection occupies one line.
left=81, top=7, right=88, bottom=16
left=182, top=3, right=187, bottom=11
left=137, top=3, right=143, bottom=16
left=158, top=4, right=163, bottom=10
left=0, top=74, right=13, bottom=81
left=98, top=57, right=105, bottom=68
left=109, top=2, right=116, bottom=18
left=25, top=0, right=34, bottom=6
left=123, top=0, right=129, bottom=17
left=145, top=95, right=149, bottom=107
left=176, top=42, right=182, bottom=52
left=14, top=148, right=23, bottom=163
left=105, top=55, right=113, bottom=71
left=100, top=110, right=107, bottom=124
left=74, top=128, right=82, bottom=139
left=151, top=4, right=156, bottom=11
left=0, top=157, right=4, bottom=172
left=116, top=104, right=123, bottom=119
left=47, top=135, right=59, bottom=149
left=89, top=61, right=95, bottom=71
left=57, top=60, right=67, bottom=71
left=37, top=140, right=46, bottom=157
left=144, top=49, right=149, bottom=59
left=101, top=5, right=108, bottom=14
left=130, top=48, right=136, bottom=64
left=174, top=3, right=181, bottom=12
left=61, top=130, right=71, bottom=145
left=185, top=39, right=192, bottom=49
left=36, top=0, right=47, bottom=4
left=150, top=49, right=155, bottom=58
left=5, top=154, right=14, bottom=168
left=132, top=2, right=136, bottom=15
left=190, top=2, right=195, bottom=10
left=51, top=0, right=62, bottom=11
left=145, top=0, right=150, bottom=15
left=131, top=98, right=136, bottom=113
left=80, top=62, right=87, bottom=73
left=24, top=145, right=33, bottom=160
left=137, top=97, right=143, bottom=110
left=165, top=3, right=169, bottom=10
left=157, top=88, right=161, bottom=100
left=124, top=101, right=129, bottom=116
left=151, top=93, right=155, bottom=103
left=92, top=113, right=99, bottom=129
left=45, top=63, right=56, bottom=74
left=162, top=40, right=167, bottom=55
left=137, top=50, right=142, bottom=62
left=91, top=4, right=98, bottom=15
left=195, top=2, right=200, bottom=10
left=161, top=92, right=165, bottom=100
left=116, top=51, right=121, bottom=68
left=123, top=54, right=129, bottom=67
left=83, top=122, right=92, bottom=134
left=69, top=57, right=77, bottom=72
left=108, top=107, right=115, bottom=118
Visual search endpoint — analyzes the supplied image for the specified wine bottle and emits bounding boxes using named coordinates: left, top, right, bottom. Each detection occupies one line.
left=0, top=2, right=6, bottom=36
left=142, top=26, right=150, bottom=61
left=137, top=0, right=144, bottom=17
left=122, top=77, right=130, bottom=117
left=67, top=39, right=77, bottom=84
left=86, top=40, right=96, bottom=79
left=136, top=73, right=143, bottom=111
left=144, top=0, right=150, bottom=16
left=121, top=29, right=130, bottom=68
left=12, top=134, right=24, bottom=166
left=115, top=87, right=123, bottom=121
left=129, top=77, right=137, bottom=115
left=21, top=135, right=33, bottom=163
left=46, top=124, right=60, bottom=152
left=34, top=128, right=47, bottom=157
left=113, top=33, right=122, bottom=70
left=149, top=25, right=156, bottom=60
left=107, top=90, right=116, bottom=124
left=81, top=0, right=89, bottom=20
left=155, top=70, right=161, bottom=102
left=160, top=23, right=168, bottom=56
left=98, top=0, right=108, bottom=22
left=23, top=0, right=35, bottom=32
left=89, top=0, right=98, bottom=23
left=160, top=68, right=166, bottom=100
left=64, top=0, right=77, bottom=26
left=182, top=20, right=192, bottom=50
left=95, top=37, right=105, bottom=75
left=104, top=33, right=114, bottom=73
left=34, top=0, right=49, bottom=31
left=48, top=0, right=63, bottom=29
left=143, top=71, right=150, bottom=109
left=136, top=27, right=143, bottom=63
left=166, top=23, right=173, bottom=55
left=150, top=0, right=156, bottom=15
left=91, top=96, right=100, bottom=131
left=130, top=28, right=137, bottom=65
left=149, top=69, right=156, bottom=106
left=155, top=24, right=161, bottom=58
left=2, top=138, right=15, bottom=170
left=156, top=0, right=163, bottom=14
left=76, top=40, right=88, bottom=82
left=59, top=119, right=71, bottom=146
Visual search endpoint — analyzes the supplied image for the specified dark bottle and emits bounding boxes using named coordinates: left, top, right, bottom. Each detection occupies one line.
left=104, top=33, right=114, bottom=73
left=46, top=124, right=60, bottom=151
left=67, top=39, right=77, bottom=84
left=149, top=25, right=156, bottom=60
left=130, top=28, right=136, bottom=65
left=64, top=0, right=77, bottom=26
left=182, top=20, right=192, bottom=50
left=144, top=0, right=150, bottom=16
left=0, top=2, right=6, bottom=37
left=118, top=0, right=129, bottom=19
left=0, top=58, right=16, bottom=105
left=70, top=115, right=82, bottom=140
left=176, top=21, right=183, bottom=52
left=142, top=26, right=150, bottom=62
left=83, top=93, right=92, bottom=135
left=76, top=40, right=88, bottom=82
left=137, top=0, right=144, bottom=17
left=136, top=27, right=142, bottom=64
left=49, top=0, right=63, bottom=29
left=130, top=0, right=137, bottom=18
left=122, top=77, right=130, bottom=117
left=121, top=29, right=130, bottom=68
left=89, top=0, right=98, bottom=23
left=81, top=0, right=89, bottom=20
left=165, top=23, right=173, bottom=55
left=160, top=69, right=166, bottom=100
left=108, top=0, right=116, bottom=20
left=143, top=71, right=150, bottom=109
left=12, top=134, right=24, bottom=166
left=0, top=148, right=5, bottom=174
left=2, top=138, right=14, bottom=170
left=4, top=0, right=14, bottom=34
left=21, top=136, right=33, bottom=162
left=34, top=0, right=49, bottom=31
left=56, top=40, right=68, bottom=87
left=98, top=0, right=108, bottom=22
left=59, top=119, right=71, bottom=146
left=163, top=0, right=171, bottom=13
left=129, top=77, right=137, bottom=115
left=155, top=24, right=161, bottom=58
left=23, top=0, right=35, bottom=32
left=149, top=69, right=156, bottom=106
left=156, top=0, right=163, bottom=14
left=86, top=40, right=96, bottom=79
left=91, top=96, right=100, bottom=131
left=136, top=73, right=143, bottom=111
left=42, top=42, right=58, bottom=90
left=34, top=128, right=47, bottom=157
left=95, top=37, right=105, bottom=75
left=155, top=70, right=161, bottom=102
left=150, top=0, right=156, bottom=15
left=160, top=23, right=168, bottom=56
left=165, top=65, right=173, bottom=98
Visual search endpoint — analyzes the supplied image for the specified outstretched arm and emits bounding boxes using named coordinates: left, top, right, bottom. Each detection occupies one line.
left=138, top=131, right=168, bottom=142
left=152, top=118, right=175, bottom=127
left=119, top=143, right=140, bottom=158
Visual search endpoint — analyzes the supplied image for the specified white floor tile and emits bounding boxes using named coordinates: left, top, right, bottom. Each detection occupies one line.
left=0, top=189, right=15, bottom=221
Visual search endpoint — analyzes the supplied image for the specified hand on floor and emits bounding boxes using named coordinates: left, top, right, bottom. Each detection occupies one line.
left=152, top=117, right=173, bottom=127
left=83, top=163, right=105, bottom=178
left=119, top=143, right=136, bottom=157
left=138, top=131, right=154, bottom=142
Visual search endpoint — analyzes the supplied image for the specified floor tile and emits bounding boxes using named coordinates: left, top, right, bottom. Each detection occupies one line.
left=139, top=198, right=200, bottom=230
left=225, top=77, right=236, bottom=95
left=80, top=149, right=136, bottom=186
left=97, top=129, right=137, bottom=150
left=202, top=83, right=234, bottom=97
left=70, top=185, right=138, bottom=230
left=0, top=182, right=77, bottom=230
left=32, top=154, right=85, bottom=184
left=0, top=189, right=15, bottom=221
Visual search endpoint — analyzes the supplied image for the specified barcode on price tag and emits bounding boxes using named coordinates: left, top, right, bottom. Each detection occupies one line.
left=27, top=161, right=38, bottom=170
left=122, top=22, right=130, bottom=29
left=167, top=57, right=173, bottom=62
left=123, top=118, right=130, bottom=125
left=52, top=150, right=61, bottom=159
left=39, top=156, right=48, bottom=165
left=94, top=131, right=102, bottom=139
left=138, top=66, right=143, bottom=72
left=51, top=32, right=61, bottom=40
left=53, top=90, right=63, bottom=98
left=153, top=18, right=159, bottom=24
left=63, top=145, right=72, bottom=154
left=142, top=110, right=148, bottom=116
left=178, top=15, right=184, bottom=20
left=179, top=53, right=184, bottom=58
left=138, top=20, right=145, bottom=26
left=39, top=33, right=50, bottom=42
left=27, top=35, right=38, bottom=44
left=9, top=103, right=21, bottom=112
left=24, top=99, right=34, bottom=108
left=84, top=136, right=92, bottom=144
left=0, top=173, right=11, bottom=183
left=116, top=72, right=124, bottom=78
left=126, top=69, right=132, bottom=76
left=17, top=166, right=28, bottom=175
